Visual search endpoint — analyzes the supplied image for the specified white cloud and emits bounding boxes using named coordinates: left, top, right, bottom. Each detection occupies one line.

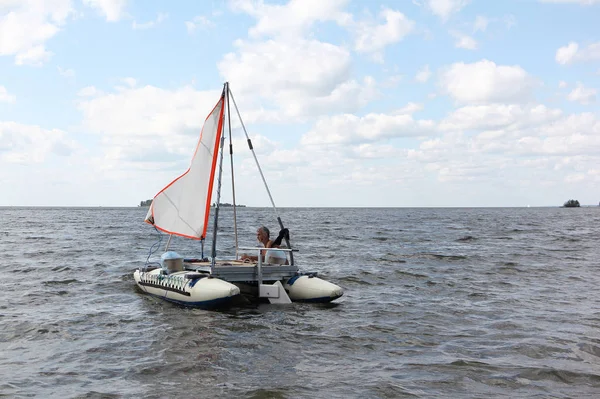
left=405, top=109, right=600, bottom=189
left=439, top=104, right=563, bottom=132
left=78, top=84, right=222, bottom=139
left=0, top=0, right=72, bottom=65
left=383, top=74, right=403, bottom=88
left=450, top=30, right=478, bottom=50
left=297, top=76, right=379, bottom=117
left=231, top=0, right=415, bottom=64
left=75, top=83, right=234, bottom=178
left=0, top=86, right=16, bottom=103
left=350, top=143, right=403, bottom=159
left=57, top=66, right=75, bottom=78
left=15, top=45, right=53, bottom=66
left=185, top=15, right=215, bottom=33
left=132, top=12, right=167, bottom=30
left=543, top=112, right=600, bottom=137
left=78, top=86, right=100, bottom=97
left=353, top=8, right=415, bottom=62
left=556, top=42, right=579, bottom=64
left=121, top=77, right=137, bottom=87
left=219, top=38, right=378, bottom=121
left=415, top=64, right=431, bottom=83
left=397, top=102, right=424, bottom=114
left=230, top=0, right=351, bottom=38
left=424, top=0, right=470, bottom=22
left=439, top=59, right=536, bottom=104
left=556, top=41, right=600, bottom=65
left=0, top=121, right=77, bottom=163
left=473, top=15, right=489, bottom=32
left=222, top=0, right=384, bottom=121
left=567, top=82, right=597, bottom=104
left=516, top=134, right=600, bottom=157
left=220, top=39, right=350, bottom=97
left=301, top=108, right=436, bottom=146
left=564, top=173, right=585, bottom=183
left=558, top=80, right=568, bottom=88
left=82, top=0, right=128, bottom=22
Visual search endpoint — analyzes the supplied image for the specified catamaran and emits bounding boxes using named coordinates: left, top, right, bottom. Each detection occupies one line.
left=133, top=82, right=344, bottom=308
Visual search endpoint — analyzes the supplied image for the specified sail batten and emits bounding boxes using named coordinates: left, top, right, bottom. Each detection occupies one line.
left=145, top=93, right=226, bottom=240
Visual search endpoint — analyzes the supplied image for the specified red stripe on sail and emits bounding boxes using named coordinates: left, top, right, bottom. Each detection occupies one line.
left=202, top=94, right=226, bottom=239
left=148, top=224, right=204, bottom=241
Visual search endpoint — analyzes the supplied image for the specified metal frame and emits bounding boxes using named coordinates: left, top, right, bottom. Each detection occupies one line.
left=187, top=247, right=297, bottom=283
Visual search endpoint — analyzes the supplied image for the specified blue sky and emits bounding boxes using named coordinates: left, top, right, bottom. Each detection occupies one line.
left=1, top=0, right=599, bottom=207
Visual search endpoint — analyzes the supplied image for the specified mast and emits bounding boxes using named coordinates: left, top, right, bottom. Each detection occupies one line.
left=228, top=87, right=294, bottom=265
left=227, top=86, right=239, bottom=259
left=164, top=234, right=173, bottom=251
left=210, top=83, right=228, bottom=270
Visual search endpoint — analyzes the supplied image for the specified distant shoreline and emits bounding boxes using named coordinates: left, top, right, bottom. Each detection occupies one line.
left=137, top=200, right=247, bottom=208
left=2, top=205, right=600, bottom=209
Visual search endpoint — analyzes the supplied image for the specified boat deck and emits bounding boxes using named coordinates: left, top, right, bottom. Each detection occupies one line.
left=185, top=260, right=299, bottom=282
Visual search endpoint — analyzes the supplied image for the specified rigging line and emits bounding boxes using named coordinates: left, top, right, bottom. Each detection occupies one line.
left=210, top=84, right=228, bottom=269
left=228, top=86, right=294, bottom=265
left=145, top=225, right=163, bottom=270
left=226, top=85, right=239, bottom=260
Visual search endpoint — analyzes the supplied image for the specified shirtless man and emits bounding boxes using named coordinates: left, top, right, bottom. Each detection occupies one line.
left=240, top=226, right=288, bottom=264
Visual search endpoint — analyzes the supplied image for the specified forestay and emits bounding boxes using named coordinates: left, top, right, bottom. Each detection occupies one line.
left=144, top=92, right=225, bottom=239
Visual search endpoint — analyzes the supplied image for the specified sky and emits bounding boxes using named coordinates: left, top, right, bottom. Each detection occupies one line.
left=0, top=0, right=599, bottom=208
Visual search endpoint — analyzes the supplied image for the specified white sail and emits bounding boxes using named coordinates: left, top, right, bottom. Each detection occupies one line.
left=145, top=93, right=225, bottom=239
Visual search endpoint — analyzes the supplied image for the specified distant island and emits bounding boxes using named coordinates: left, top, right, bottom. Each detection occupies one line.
left=211, top=202, right=246, bottom=207
left=563, top=199, right=580, bottom=208
left=139, top=200, right=245, bottom=207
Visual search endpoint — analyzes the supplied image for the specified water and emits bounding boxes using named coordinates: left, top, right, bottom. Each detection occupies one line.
left=1, top=206, right=600, bottom=398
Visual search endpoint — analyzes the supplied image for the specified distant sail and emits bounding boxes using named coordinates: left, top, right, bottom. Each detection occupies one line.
left=145, top=93, right=225, bottom=239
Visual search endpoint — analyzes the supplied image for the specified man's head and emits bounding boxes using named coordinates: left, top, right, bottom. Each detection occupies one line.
left=257, top=226, right=270, bottom=244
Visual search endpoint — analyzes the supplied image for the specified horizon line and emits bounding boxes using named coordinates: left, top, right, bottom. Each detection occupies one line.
left=1, top=205, right=599, bottom=209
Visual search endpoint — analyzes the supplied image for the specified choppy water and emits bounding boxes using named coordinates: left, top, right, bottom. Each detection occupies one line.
left=1, top=206, right=600, bottom=398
